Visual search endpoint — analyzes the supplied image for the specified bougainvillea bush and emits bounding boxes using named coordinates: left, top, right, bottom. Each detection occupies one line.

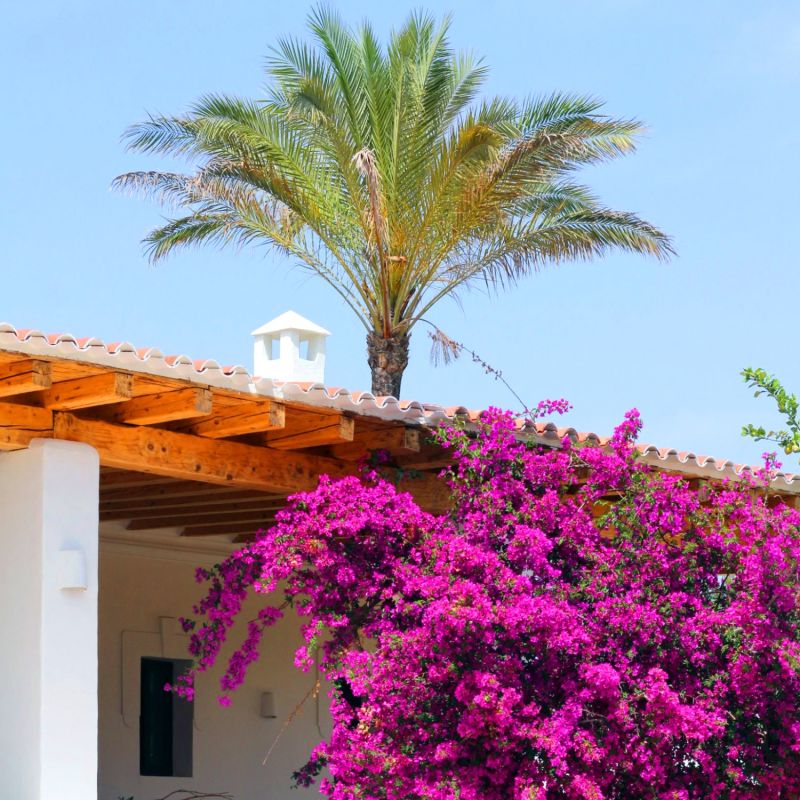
left=174, top=407, right=800, bottom=800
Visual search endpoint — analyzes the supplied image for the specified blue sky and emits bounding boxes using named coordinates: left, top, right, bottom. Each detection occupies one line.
left=3, top=1, right=798, bottom=466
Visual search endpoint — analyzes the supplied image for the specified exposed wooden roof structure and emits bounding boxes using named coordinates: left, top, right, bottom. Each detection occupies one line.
left=0, top=324, right=797, bottom=547
left=0, top=349, right=451, bottom=543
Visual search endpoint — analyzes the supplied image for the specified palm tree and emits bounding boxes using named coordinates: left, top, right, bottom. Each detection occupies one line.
left=115, top=7, right=672, bottom=397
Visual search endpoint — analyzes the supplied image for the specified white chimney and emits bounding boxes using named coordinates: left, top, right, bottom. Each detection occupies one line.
left=251, top=311, right=330, bottom=383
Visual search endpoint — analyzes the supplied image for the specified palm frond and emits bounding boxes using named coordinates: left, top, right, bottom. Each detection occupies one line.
left=308, top=6, right=369, bottom=148
left=144, top=213, right=242, bottom=262
left=122, top=115, right=201, bottom=156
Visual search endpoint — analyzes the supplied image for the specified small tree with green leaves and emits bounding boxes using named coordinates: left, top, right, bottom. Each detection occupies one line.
left=742, top=367, right=800, bottom=457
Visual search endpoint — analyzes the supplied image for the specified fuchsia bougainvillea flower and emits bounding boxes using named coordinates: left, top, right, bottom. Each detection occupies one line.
left=173, top=407, right=800, bottom=799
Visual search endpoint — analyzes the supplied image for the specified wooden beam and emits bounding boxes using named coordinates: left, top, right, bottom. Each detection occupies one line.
left=395, top=447, right=452, bottom=471
left=264, top=412, right=354, bottom=450
left=177, top=401, right=285, bottom=438
left=391, top=470, right=450, bottom=514
left=99, top=387, right=212, bottom=425
left=39, top=372, right=133, bottom=410
left=591, top=502, right=612, bottom=518
left=101, top=491, right=282, bottom=515
left=101, top=480, right=268, bottom=504
left=53, top=411, right=352, bottom=494
left=182, top=522, right=272, bottom=537
left=329, top=426, right=420, bottom=461
left=103, top=498, right=285, bottom=521
left=0, top=401, right=53, bottom=450
left=233, top=533, right=261, bottom=544
left=127, top=508, right=278, bottom=530
left=53, top=412, right=449, bottom=511
left=0, top=359, right=52, bottom=397
left=100, top=471, right=177, bottom=489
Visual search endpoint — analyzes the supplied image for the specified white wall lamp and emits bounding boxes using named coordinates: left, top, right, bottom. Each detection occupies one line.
left=260, top=691, right=277, bottom=719
left=57, top=548, right=87, bottom=591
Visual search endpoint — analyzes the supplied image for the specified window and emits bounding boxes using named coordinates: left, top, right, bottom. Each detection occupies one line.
left=140, top=657, right=193, bottom=777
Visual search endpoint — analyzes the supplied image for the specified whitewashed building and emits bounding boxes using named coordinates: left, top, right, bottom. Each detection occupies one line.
left=0, top=314, right=798, bottom=800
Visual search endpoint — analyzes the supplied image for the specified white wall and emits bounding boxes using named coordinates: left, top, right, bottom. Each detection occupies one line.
left=98, top=542, right=331, bottom=800
left=0, top=439, right=100, bottom=800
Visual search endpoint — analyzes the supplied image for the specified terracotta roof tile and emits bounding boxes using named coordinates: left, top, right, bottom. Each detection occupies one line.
left=0, top=321, right=797, bottom=492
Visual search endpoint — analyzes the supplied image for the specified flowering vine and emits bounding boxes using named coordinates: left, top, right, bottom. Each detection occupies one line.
left=173, top=406, right=800, bottom=800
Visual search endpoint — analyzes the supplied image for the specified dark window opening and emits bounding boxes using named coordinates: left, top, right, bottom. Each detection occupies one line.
left=140, top=657, right=193, bottom=777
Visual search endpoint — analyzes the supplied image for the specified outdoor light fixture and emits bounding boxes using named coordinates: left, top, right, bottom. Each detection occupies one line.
left=57, top=548, right=87, bottom=591
left=260, top=691, right=277, bottom=719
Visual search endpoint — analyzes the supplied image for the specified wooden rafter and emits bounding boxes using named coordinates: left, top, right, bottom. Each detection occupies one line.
left=99, top=387, right=213, bottom=425
left=0, top=401, right=53, bottom=450
left=175, top=400, right=285, bottom=438
left=329, top=426, right=420, bottom=461
left=101, top=490, right=283, bottom=515
left=127, top=508, right=278, bottom=530
left=101, top=480, right=265, bottom=504
left=103, top=498, right=285, bottom=521
left=182, top=522, right=272, bottom=537
left=261, top=410, right=355, bottom=449
left=100, top=470, right=173, bottom=488
left=39, top=372, right=134, bottom=410
left=395, top=448, right=453, bottom=471
left=0, top=359, right=52, bottom=397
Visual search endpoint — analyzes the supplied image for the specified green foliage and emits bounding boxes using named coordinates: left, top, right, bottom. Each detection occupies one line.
left=741, top=367, right=800, bottom=456
left=115, top=6, right=672, bottom=344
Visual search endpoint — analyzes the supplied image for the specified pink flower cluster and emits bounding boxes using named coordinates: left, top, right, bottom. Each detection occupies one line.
left=174, top=407, right=800, bottom=799
left=533, top=398, right=573, bottom=418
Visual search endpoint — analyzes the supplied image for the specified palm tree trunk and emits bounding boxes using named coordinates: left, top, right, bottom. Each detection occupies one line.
left=367, top=331, right=410, bottom=398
